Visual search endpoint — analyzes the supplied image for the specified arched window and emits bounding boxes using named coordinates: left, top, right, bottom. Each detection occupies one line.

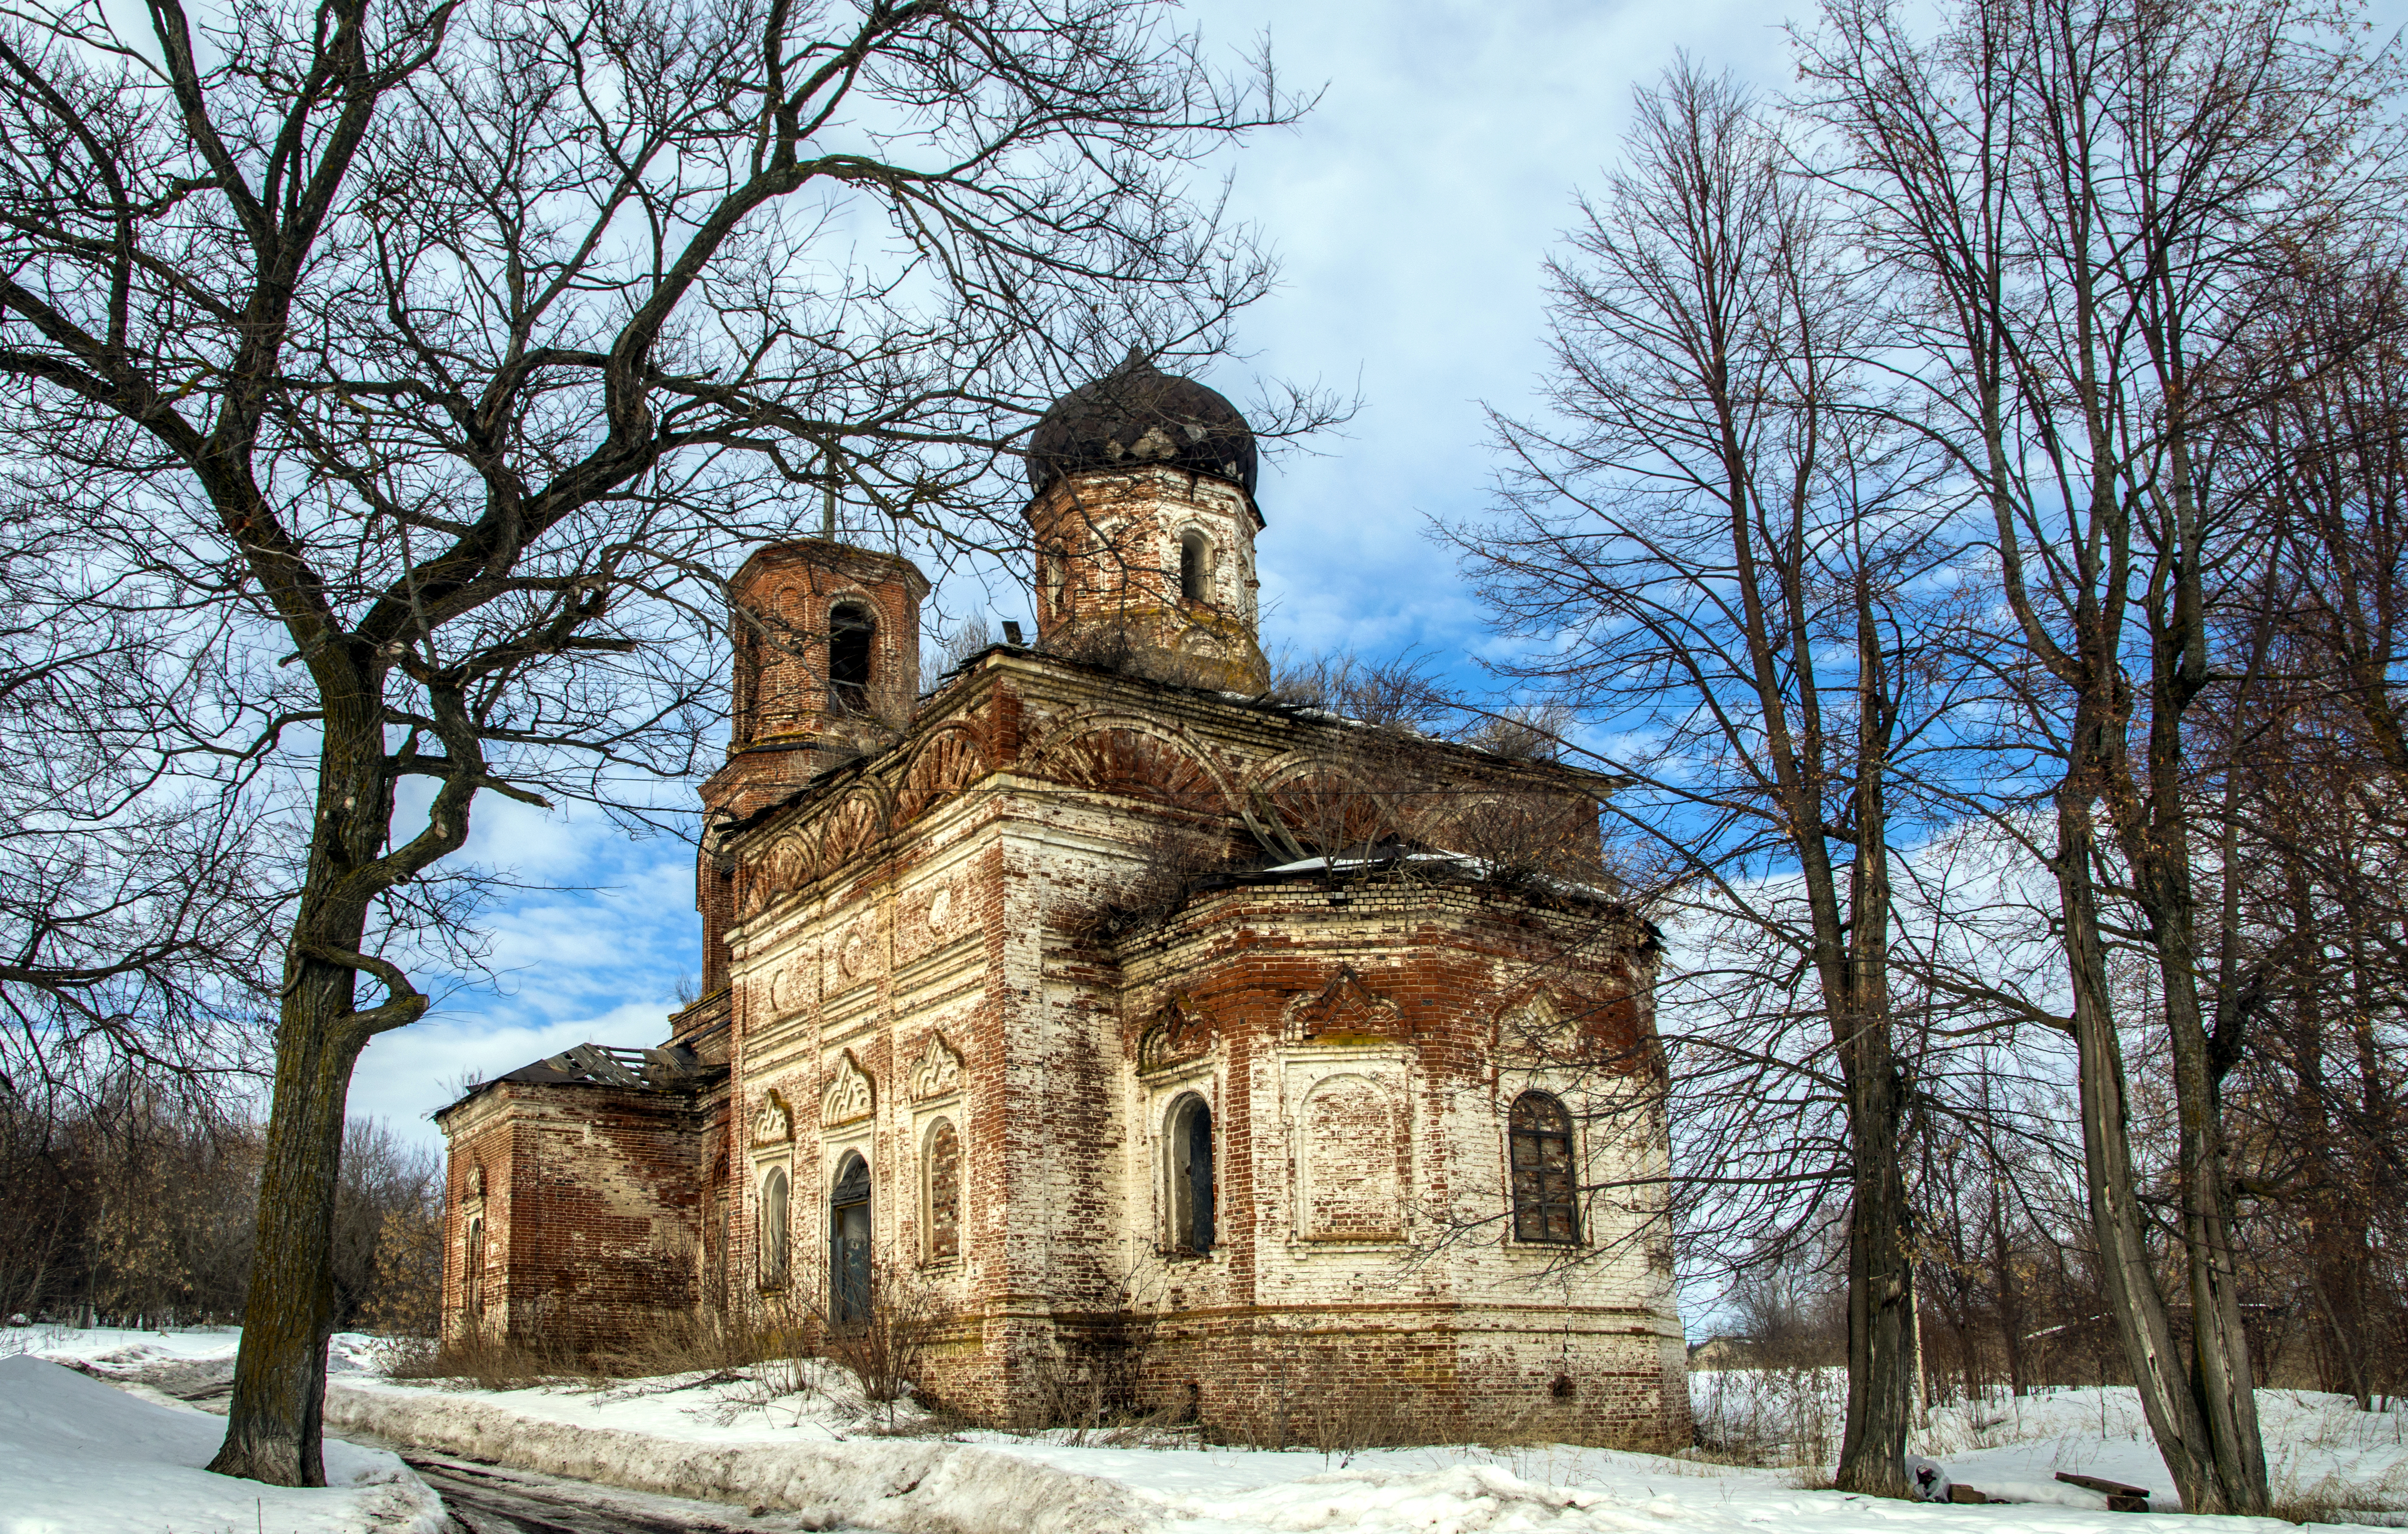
left=1167, top=1093, right=1215, bottom=1255
left=923, top=1118, right=962, bottom=1263
left=829, top=603, right=875, bottom=713
left=1508, top=1091, right=1579, bottom=1244
left=830, top=1151, right=872, bottom=1328
left=464, top=1216, right=486, bottom=1315
left=758, top=1166, right=791, bottom=1288
left=1178, top=531, right=1209, bottom=602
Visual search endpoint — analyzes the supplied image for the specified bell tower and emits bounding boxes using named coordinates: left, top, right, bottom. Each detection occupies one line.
left=695, top=540, right=927, bottom=993
left=1025, top=354, right=1268, bottom=691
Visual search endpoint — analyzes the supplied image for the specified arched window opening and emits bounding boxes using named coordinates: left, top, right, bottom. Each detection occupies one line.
left=924, top=1118, right=962, bottom=1263
left=758, top=1167, right=791, bottom=1289
left=829, top=603, right=875, bottom=713
left=464, top=1216, right=486, bottom=1315
left=1508, top=1092, right=1579, bottom=1244
left=830, top=1151, right=872, bottom=1329
left=1179, top=531, right=1209, bottom=602
left=1167, top=1093, right=1215, bottom=1255
left=1044, top=554, right=1068, bottom=618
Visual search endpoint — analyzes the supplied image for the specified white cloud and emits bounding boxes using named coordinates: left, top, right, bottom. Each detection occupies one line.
left=352, top=1001, right=683, bottom=1152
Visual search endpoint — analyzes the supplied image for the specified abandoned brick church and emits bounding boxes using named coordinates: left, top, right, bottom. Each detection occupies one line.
left=435, top=357, right=1690, bottom=1442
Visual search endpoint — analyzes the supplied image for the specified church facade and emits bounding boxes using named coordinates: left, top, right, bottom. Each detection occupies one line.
left=435, top=358, right=1689, bottom=1443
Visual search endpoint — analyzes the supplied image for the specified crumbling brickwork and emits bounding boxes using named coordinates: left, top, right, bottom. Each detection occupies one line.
left=1028, top=464, right=1268, bottom=690
left=436, top=362, right=1688, bottom=1444
left=438, top=1073, right=720, bottom=1357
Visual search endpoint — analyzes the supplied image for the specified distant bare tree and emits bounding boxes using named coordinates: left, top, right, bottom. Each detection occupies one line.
left=1452, top=61, right=1957, bottom=1497
left=0, top=518, right=279, bottom=1110
left=2192, top=290, right=2408, bottom=1404
left=0, top=0, right=1333, bottom=1484
left=1796, top=0, right=2400, bottom=1508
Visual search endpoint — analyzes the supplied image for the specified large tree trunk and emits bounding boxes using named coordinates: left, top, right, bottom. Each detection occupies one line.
left=2056, top=784, right=2261, bottom=1514
left=2163, top=957, right=2270, bottom=1513
left=1832, top=631, right=1915, bottom=1497
left=1833, top=1014, right=1916, bottom=1495
left=210, top=704, right=387, bottom=1486
left=205, top=968, right=366, bottom=1485
left=2130, top=515, right=2273, bottom=1513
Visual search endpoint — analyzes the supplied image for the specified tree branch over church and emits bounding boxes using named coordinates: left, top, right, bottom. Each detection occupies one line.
left=0, top=0, right=1334, bottom=1486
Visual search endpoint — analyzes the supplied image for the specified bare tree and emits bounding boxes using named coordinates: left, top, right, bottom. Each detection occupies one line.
left=1795, top=0, right=2398, bottom=1509
left=0, top=0, right=1331, bottom=1484
left=1451, top=61, right=1958, bottom=1497
left=0, top=511, right=279, bottom=1110
left=2210, top=252, right=2408, bottom=1407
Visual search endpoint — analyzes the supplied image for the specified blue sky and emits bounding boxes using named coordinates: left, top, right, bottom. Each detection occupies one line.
left=348, top=0, right=1828, bottom=1148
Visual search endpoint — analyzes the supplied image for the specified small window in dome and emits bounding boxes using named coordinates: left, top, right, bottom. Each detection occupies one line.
left=830, top=603, right=874, bottom=714
left=1179, top=532, right=1209, bottom=603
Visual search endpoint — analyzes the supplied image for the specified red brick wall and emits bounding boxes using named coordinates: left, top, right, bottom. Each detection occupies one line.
left=437, top=1080, right=721, bottom=1357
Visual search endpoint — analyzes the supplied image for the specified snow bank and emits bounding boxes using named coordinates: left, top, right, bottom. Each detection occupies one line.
left=327, top=1371, right=2331, bottom=1534
left=0, top=1355, right=444, bottom=1534
left=35, top=1323, right=2399, bottom=1534
left=3, top=1322, right=243, bottom=1367
left=1143, top=1454, right=2211, bottom=1534
left=6, top=1322, right=382, bottom=1378
left=325, top=1379, right=1150, bottom=1534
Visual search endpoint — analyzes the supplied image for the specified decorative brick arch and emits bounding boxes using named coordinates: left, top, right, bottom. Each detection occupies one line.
left=896, top=725, right=991, bottom=825
left=818, top=787, right=888, bottom=871
left=1281, top=967, right=1406, bottom=1045
left=1135, top=995, right=1213, bottom=1075
left=748, top=829, right=816, bottom=915
left=1028, top=714, right=1232, bottom=815
left=1245, top=750, right=1403, bottom=852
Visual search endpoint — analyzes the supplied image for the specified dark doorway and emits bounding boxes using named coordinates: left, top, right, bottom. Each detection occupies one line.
left=1169, top=1093, right=1214, bottom=1255
left=830, top=1151, right=871, bottom=1329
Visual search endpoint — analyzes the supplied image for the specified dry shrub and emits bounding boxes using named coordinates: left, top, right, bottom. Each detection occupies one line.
left=1685, top=1364, right=1839, bottom=1470
left=1045, top=622, right=1237, bottom=692
left=1455, top=702, right=1571, bottom=761
left=589, top=1305, right=769, bottom=1380
left=1264, top=650, right=1453, bottom=732
left=1073, top=820, right=1239, bottom=939
left=385, top=1327, right=584, bottom=1392
left=1440, top=787, right=1608, bottom=889
left=1015, top=1318, right=1172, bottom=1441
left=378, top=1292, right=593, bottom=1390
left=758, top=1261, right=948, bottom=1430
left=2269, top=1455, right=2408, bottom=1526
left=359, top=1203, right=442, bottom=1339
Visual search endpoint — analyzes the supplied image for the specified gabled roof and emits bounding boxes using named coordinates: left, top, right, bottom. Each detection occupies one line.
left=435, top=1040, right=711, bottom=1120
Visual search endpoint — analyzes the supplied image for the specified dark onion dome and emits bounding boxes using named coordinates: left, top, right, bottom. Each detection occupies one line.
left=1026, top=351, right=1257, bottom=499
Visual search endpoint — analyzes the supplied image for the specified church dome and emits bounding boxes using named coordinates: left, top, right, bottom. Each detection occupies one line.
left=1026, top=352, right=1257, bottom=499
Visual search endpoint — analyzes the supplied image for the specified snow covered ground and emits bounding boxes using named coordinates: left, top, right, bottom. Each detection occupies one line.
left=1697, top=1363, right=2408, bottom=1518
left=9, top=1324, right=2408, bottom=1533
left=0, top=1347, right=443, bottom=1534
